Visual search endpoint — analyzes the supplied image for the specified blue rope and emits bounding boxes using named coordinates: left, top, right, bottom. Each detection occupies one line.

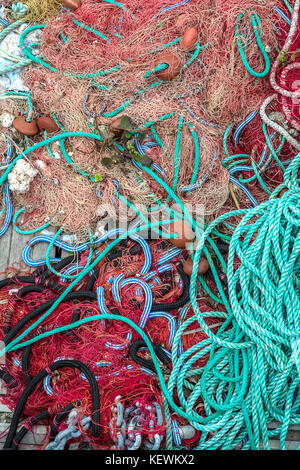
left=157, top=247, right=182, bottom=265
left=135, top=135, right=166, bottom=177
left=229, top=176, right=258, bottom=206
left=143, top=263, right=176, bottom=281
left=233, top=111, right=258, bottom=146
left=120, top=277, right=153, bottom=328
left=172, top=419, right=182, bottom=446
left=97, top=286, right=133, bottom=350
left=274, top=8, right=291, bottom=26
left=180, top=152, right=218, bottom=193
left=157, top=0, right=192, bottom=16
left=60, top=264, right=95, bottom=283
left=22, top=228, right=152, bottom=269
left=112, top=273, right=124, bottom=303
left=0, top=18, right=10, bottom=27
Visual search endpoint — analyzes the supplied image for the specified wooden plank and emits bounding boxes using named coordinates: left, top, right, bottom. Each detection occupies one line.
left=267, top=440, right=299, bottom=450
left=8, top=228, right=32, bottom=267
left=0, top=225, right=56, bottom=281
left=268, top=421, right=300, bottom=432
left=0, top=227, right=12, bottom=280
left=8, top=227, right=55, bottom=267
left=0, top=423, right=47, bottom=449
left=0, top=404, right=11, bottom=413
left=30, top=227, right=57, bottom=264
left=0, top=423, right=81, bottom=449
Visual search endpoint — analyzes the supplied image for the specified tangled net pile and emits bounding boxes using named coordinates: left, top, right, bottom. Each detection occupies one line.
left=0, top=0, right=299, bottom=451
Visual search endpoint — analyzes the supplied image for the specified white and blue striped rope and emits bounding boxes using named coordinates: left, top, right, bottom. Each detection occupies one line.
left=135, top=135, right=166, bottom=178
left=0, top=18, right=10, bottom=27
left=172, top=420, right=182, bottom=446
left=120, top=277, right=153, bottom=328
left=13, top=358, right=22, bottom=368
left=22, top=228, right=125, bottom=267
left=97, top=286, right=133, bottom=350
left=82, top=364, right=135, bottom=380
left=233, top=110, right=258, bottom=146
left=149, top=276, right=162, bottom=288
left=60, top=264, right=95, bottom=283
left=43, top=356, right=73, bottom=396
left=130, top=234, right=152, bottom=274
left=127, top=218, right=152, bottom=274
left=112, top=273, right=125, bottom=303
left=0, top=140, right=13, bottom=238
left=139, top=366, right=156, bottom=376
left=157, top=247, right=182, bottom=266
left=228, top=132, right=277, bottom=194
left=143, top=263, right=175, bottom=281
left=112, top=179, right=120, bottom=191
left=179, top=152, right=218, bottom=193
left=139, top=345, right=172, bottom=359
left=274, top=7, right=291, bottom=25
left=22, top=228, right=151, bottom=269
left=229, top=175, right=258, bottom=206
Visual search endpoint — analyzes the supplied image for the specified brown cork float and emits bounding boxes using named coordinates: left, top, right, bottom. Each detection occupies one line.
left=13, top=117, right=39, bottom=136
left=154, top=52, right=181, bottom=81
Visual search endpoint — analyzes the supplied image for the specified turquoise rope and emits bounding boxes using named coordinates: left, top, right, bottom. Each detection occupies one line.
left=187, top=122, right=200, bottom=185
left=181, top=42, right=208, bottom=71
left=0, top=132, right=104, bottom=186
left=0, top=18, right=25, bottom=41
left=13, top=208, right=52, bottom=235
left=138, top=112, right=175, bottom=130
left=234, top=12, right=270, bottom=78
left=101, top=81, right=163, bottom=118
left=66, top=11, right=110, bottom=43
left=99, top=0, right=130, bottom=13
left=169, top=112, right=184, bottom=199
left=0, top=19, right=31, bottom=75
left=150, top=37, right=182, bottom=54
left=45, top=228, right=94, bottom=280
left=144, top=63, right=168, bottom=79
left=1, top=220, right=175, bottom=355
left=19, top=25, right=120, bottom=79
left=283, top=0, right=293, bottom=13
left=115, top=191, right=176, bottom=239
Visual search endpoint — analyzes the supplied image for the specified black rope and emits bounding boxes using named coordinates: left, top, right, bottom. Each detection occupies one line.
left=0, top=368, right=19, bottom=389
left=0, top=256, right=76, bottom=291
left=3, top=360, right=101, bottom=449
left=49, top=401, right=80, bottom=441
left=129, top=339, right=171, bottom=374
left=11, top=409, right=50, bottom=450
left=3, top=291, right=97, bottom=346
left=3, top=286, right=44, bottom=335
left=21, top=302, right=83, bottom=381
left=11, top=401, right=81, bottom=449
left=151, top=263, right=190, bottom=311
